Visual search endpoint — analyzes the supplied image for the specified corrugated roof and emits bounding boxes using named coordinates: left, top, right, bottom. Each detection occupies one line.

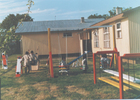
left=15, top=18, right=104, bottom=34
left=77, top=25, right=113, bottom=34
left=92, top=6, right=140, bottom=26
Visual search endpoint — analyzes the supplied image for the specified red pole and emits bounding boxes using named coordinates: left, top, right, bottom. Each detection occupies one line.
left=118, top=56, right=123, bottom=99
left=93, top=53, right=96, bottom=84
left=49, top=52, right=54, bottom=78
left=48, top=28, right=54, bottom=78
left=110, top=54, right=114, bottom=68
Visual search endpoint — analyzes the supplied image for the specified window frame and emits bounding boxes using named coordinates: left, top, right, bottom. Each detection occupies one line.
left=116, top=22, right=122, bottom=39
left=103, top=27, right=110, bottom=48
left=93, top=29, right=99, bottom=48
left=63, top=32, right=72, bottom=37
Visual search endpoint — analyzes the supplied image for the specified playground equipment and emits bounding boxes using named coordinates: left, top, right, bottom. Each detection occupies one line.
left=93, top=51, right=140, bottom=99
left=48, top=28, right=54, bottom=78
left=93, top=50, right=119, bottom=84
left=118, top=53, right=140, bottom=99
left=31, top=61, right=39, bottom=71
left=59, top=51, right=90, bottom=75
left=2, top=53, right=8, bottom=69
left=15, top=56, right=23, bottom=77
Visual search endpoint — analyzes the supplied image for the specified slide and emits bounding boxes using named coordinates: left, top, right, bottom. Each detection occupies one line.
left=67, top=51, right=90, bottom=65
left=16, top=58, right=22, bottom=74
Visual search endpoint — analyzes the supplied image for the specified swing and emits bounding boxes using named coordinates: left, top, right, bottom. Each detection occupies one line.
left=58, top=34, right=69, bottom=75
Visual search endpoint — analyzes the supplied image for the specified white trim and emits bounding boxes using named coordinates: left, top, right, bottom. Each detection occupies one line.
left=116, top=22, right=122, bottom=38
left=94, top=29, right=99, bottom=48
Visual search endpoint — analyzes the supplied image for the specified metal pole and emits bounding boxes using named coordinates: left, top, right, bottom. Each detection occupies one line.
left=48, top=28, right=54, bottom=78
left=118, top=56, right=124, bottom=99
left=93, top=53, right=96, bottom=84
left=133, top=59, right=135, bottom=81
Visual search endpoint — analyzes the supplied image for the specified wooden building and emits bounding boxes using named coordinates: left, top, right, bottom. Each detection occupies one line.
left=82, top=6, right=140, bottom=56
left=15, top=18, right=104, bottom=56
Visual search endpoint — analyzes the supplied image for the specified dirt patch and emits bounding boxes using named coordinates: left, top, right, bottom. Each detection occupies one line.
left=32, top=81, right=48, bottom=91
left=66, top=85, right=90, bottom=96
left=16, top=78, right=25, bottom=83
left=35, top=94, right=50, bottom=100
left=19, top=85, right=29, bottom=92
left=32, top=81, right=47, bottom=86
left=50, top=85, right=58, bottom=92
left=96, top=93, right=110, bottom=99
left=3, top=87, right=16, bottom=96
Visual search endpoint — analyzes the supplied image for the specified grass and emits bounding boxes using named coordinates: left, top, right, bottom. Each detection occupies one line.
left=0, top=54, right=140, bottom=99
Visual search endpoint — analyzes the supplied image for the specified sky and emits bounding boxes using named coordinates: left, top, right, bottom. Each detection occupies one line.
left=0, top=0, right=140, bottom=23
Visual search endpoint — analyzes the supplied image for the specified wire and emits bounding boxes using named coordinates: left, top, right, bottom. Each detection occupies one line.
left=57, top=33, right=61, bottom=63
left=66, top=34, right=67, bottom=63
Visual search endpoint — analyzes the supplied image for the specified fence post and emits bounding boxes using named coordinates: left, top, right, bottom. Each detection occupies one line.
left=93, top=53, right=96, bottom=84
left=118, top=56, right=123, bottom=99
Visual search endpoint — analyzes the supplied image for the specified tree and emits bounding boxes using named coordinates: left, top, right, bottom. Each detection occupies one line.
left=88, top=13, right=104, bottom=19
left=0, top=0, right=34, bottom=55
left=88, top=7, right=132, bottom=19
left=108, top=7, right=132, bottom=18
left=1, top=14, right=33, bottom=31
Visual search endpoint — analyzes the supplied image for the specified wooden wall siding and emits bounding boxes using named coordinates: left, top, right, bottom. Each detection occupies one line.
left=115, top=18, right=130, bottom=56
left=91, top=18, right=130, bottom=56
left=128, top=11, right=140, bottom=53
left=22, top=32, right=80, bottom=55
left=80, top=32, right=90, bottom=40
left=91, top=27, right=114, bottom=53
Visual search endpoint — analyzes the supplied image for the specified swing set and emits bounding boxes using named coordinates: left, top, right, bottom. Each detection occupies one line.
left=58, top=31, right=90, bottom=75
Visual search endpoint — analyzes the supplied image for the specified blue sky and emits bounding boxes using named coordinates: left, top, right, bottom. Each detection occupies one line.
left=0, top=0, right=140, bottom=23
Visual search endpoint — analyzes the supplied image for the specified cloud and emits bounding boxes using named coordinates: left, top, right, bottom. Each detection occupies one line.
left=0, top=7, right=27, bottom=15
left=0, top=1, right=26, bottom=9
left=0, top=0, right=28, bottom=16
left=31, top=8, right=56, bottom=14
left=59, top=9, right=95, bottom=15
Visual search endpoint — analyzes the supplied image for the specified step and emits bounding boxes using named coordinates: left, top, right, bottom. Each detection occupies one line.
left=98, top=77, right=131, bottom=91
left=59, top=68, right=68, bottom=70
left=103, top=69, right=140, bottom=83
left=111, top=76, right=140, bottom=89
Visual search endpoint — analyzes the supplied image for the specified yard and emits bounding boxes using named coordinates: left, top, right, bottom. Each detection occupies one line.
left=0, top=54, right=140, bottom=99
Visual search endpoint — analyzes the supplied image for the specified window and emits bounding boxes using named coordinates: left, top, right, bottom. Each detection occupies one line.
left=103, top=27, right=110, bottom=48
left=116, top=22, right=121, bottom=38
left=94, top=29, right=99, bottom=48
left=63, top=32, right=72, bottom=37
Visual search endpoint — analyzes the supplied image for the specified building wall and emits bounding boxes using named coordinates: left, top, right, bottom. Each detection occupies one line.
left=115, top=18, right=130, bottom=56
left=21, top=31, right=81, bottom=55
left=91, top=26, right=114, bottom=53
left=91, top=18, right=130, bottom=56
left=128, top=11, right=140, bottom=53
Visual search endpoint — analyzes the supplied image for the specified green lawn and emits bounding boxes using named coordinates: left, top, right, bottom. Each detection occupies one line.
left=0, top=54, right=140, bottom=99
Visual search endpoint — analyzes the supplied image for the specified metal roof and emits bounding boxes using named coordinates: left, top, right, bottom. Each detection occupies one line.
left=77, top=25, right=113, bottom=34
left=15, top=18, right=104, bottom=34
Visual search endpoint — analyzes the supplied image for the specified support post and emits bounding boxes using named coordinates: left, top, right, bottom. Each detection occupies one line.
left=118, top=56, right=123, bottom=99
left=93, top=53, right=96, bottom=84
left=48, top=28, right=54, bottom=78
left=110, top=25, right=118, bottom=68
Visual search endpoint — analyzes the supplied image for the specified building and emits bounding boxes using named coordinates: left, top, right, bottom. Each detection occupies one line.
left=83, top=6, right=140, bottom=56
left=15, top=17, right=104, bottom=56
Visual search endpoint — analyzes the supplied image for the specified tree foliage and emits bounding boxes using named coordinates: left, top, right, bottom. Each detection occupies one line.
left=0, top=0, right=34, bottom=55
left=88, top=7, right=132, bottom=19
left=1, top=14, right=33, bottom=31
